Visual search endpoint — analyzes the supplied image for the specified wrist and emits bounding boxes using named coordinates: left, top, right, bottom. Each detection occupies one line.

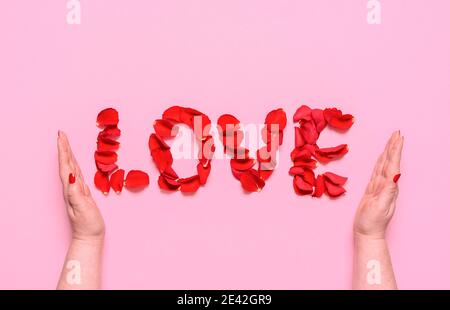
left=353, top=231, right=386, bottom=243
left=71, top=236, right=104, bottom=248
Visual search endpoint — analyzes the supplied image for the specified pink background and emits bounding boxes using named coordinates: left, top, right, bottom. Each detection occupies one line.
left=0, top=0, right=449, bottom=289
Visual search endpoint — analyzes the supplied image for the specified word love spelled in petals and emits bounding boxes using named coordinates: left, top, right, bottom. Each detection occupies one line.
left=92, top=105, right=353, bottom=200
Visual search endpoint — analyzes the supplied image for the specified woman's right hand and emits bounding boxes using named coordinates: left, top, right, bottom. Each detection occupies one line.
left=58, top=131, right=105, bottom=242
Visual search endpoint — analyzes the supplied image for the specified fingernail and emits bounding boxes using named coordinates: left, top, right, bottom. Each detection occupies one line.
left=393, top=173, right=401, bottom=183
left=69, top=173, right=76, bottom=184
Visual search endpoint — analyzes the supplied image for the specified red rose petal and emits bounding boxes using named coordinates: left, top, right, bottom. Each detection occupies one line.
left=148, top=133, right=170, bottom=151
left=162, top=106, right=183, bottom=122
left=180, top=107, right=202, bottom=128
left=231, top=147, right=250, bottom=160
left=300, top=121, right=319, bottom=144
left=303, top=143, right=319, bottom=154
left=289, top=166, right=305, bottom=176
left=274, top=130, right=284, bottom=147
left=240, top=169, right=265, bottom=192
left=192, top=113, right=212, bottom=140
left=94, top=171, right=110, bottom=195
left=314, top=144, right=349, bottom=163
left=256, top=146, right=274, bottom=163
left=162, top=166, right=179, bottom=181
left=151, top=148, right=173, bottom=173
left=313, top=174, right=325, bottom=198
left=197, top=162, right=211, bottom=185
left=230, top=158, right=256, bottom=171
left=125, top=170, right=150, bottom=190
left=110, top=169, right=125, bottom=194
left=94, top=151, right=118, bottom=165
left=97, top=108, right=119, bottom=127
left=323, top=172, right=348, bottom=186
left=179, top=175, right=201, bottom=193
left=99, top=126, right=121, bottom=139
left=290, top=148, right=313, bottom=162
left=258, top=165, right=274, bottom=181
left=222, top=130, right=244, bottom=151
left=258, top=146, right=277, bottom=170
left=199, top=158, right=211, bottom=168
left=311, top=109, right=327, bottom=133
left=97, top=138, right=120, bottom=152
left=293, top=158, right=317, bottom=170
left=154, top=119, right=178, bottom=138
left=265, top=108, right=287, bottom=131
left=158, top=175, right=180, bottom=191
left=324, top=180, right=346, bottom=197
left=328, top=114, right=354, bottom=130
left=293, top=105, right=312, bottom=122
left=261, top=126, right=268, bottom=144
left=323, top=108, right=341, bottom=122
left=162, top=174, right=181, bottom=188
left=231, top=168, right=243, bottom=180
left=217, top=114, right=240, bottom=135
left=199, top=135, right=215, bottom=164
left=295, top=127, right=305, bottom=148
left=261, top=125, right=271, bottom=144
left=96, top=162, right=118, bottom=174
left=301, top=169, right=316, bottom=185
left=293, top=175, right=313, bottom=195
left=262, top=127, right=283, bottom=151
left=259, top=159, right=277, bottom=172
left=324, top=108, right=354, bottom=130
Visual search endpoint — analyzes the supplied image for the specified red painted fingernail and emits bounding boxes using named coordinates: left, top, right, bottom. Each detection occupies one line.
left=393, top=173, right=401, bottom=183
left=69, top=173, right=76, bottom=184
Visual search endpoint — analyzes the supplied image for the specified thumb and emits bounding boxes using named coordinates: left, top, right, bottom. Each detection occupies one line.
left=67, top=173, right=86, bottom=207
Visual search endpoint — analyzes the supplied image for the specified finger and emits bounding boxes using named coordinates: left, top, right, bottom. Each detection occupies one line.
left=60, top=131, right=85, bottom=181
left=372, top=131, right=396, bottom=179
left=382, top=131, right=400, bottom=178
left=366, top=132, right=397, bottom=194
left=74, top=157, right=85, bottom=183
left=382, top=130, right=401, bottom=176
left=367, top=175, right=383, bottom=195
left=83, top=183, right=92, bottom=196
left=366, top=148, right=387, bottom=194
left=58, top=132, right=89, bottom=196
left=64, top=133, right=90, bottom=195
left=69, top=148, right=83, bottom=180
left=386, top=135, right=404, bottom=178
left=366, top=153, right=386, bottom=194
left=57, top=131, right=72, bottom=185
left=62, top=135, right=78, bottom=174
left=67, top=174, right=87, bottom=206
left=66, top=135, right=88, bottom=182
